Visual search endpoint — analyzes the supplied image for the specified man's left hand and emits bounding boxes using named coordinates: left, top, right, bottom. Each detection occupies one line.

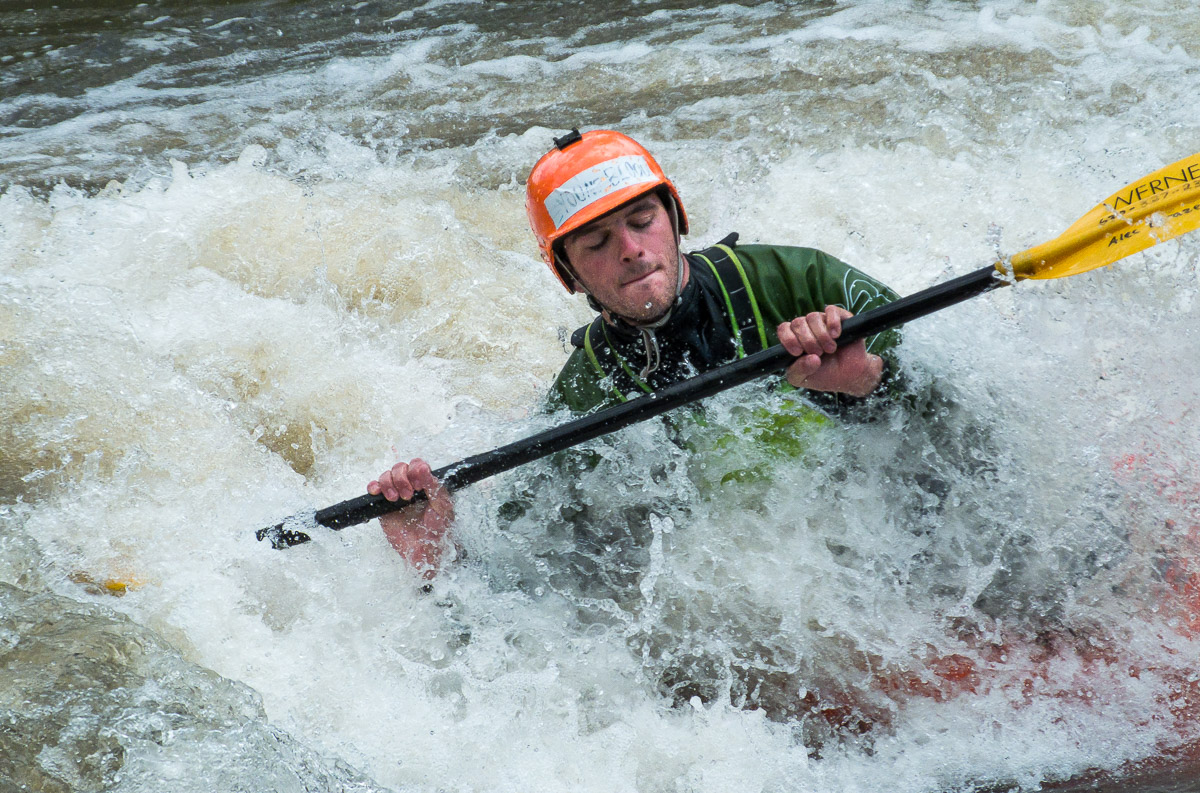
left=777, top=306, right=884, bottom=397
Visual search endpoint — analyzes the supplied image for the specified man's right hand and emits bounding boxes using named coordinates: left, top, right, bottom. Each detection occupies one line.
left=367, top=459, right=454, bottom=580
left=777, top=306, right=883, bottom=397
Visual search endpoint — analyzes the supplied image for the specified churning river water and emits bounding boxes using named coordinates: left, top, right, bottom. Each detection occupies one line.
left=3, top=1, right=1200, bottom=791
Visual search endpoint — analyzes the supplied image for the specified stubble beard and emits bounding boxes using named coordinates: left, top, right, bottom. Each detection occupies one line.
left=606, top=248, right=681, bottom=325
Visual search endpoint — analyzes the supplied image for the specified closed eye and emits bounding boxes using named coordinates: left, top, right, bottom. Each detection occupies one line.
left=582, top=233, right=608, bottom=251
left=628, top=209, right=656, bottom=229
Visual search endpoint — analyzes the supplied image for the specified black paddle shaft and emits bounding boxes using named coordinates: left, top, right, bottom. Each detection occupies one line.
left=257, top=264, right=1005, bottom=549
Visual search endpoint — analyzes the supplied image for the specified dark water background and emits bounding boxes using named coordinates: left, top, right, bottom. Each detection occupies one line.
left=3, top=0, right=817, bottom=192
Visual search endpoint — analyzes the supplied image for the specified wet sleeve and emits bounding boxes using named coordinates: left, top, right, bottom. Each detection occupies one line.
left=734, top=244, right=901, bottom=353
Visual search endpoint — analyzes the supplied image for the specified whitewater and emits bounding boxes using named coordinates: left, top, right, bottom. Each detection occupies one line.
left=3, top=1, right=1200, bottom=791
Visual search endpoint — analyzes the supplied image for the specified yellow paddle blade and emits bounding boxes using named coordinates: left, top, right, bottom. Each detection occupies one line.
left=1009, top=151, right=1200, bottom=280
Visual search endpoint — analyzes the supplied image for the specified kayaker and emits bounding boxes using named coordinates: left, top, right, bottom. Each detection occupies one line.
left=369, top=128, right=903, bottom=577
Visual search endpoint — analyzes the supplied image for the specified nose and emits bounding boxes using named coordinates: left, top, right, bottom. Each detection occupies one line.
left=615, top=225, right=644, bottom=262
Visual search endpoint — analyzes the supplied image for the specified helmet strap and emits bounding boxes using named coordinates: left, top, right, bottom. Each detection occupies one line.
left=552, top=249, right=583, bottom=294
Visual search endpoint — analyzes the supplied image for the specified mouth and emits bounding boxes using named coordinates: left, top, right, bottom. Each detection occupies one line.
left=621, top=267, right=660, bottom=288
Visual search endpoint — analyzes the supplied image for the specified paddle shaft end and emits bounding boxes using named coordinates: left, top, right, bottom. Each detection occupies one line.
left=256, top=522, right=313, bottom=549
left=258, top=486, right=440, bottom=550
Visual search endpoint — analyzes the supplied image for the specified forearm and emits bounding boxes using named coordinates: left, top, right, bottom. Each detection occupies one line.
left=842, top=352, right=885, bottom=398
left=802, top=353, right=905, bottom=420
left=381, top=513, right=448, bottom=579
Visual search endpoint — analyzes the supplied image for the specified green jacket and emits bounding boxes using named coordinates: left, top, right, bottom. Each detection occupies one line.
left=547, top=240, right=902, bottom=416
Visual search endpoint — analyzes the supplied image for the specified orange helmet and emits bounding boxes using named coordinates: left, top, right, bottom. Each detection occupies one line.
left=525, top=129, right=688, bottom=293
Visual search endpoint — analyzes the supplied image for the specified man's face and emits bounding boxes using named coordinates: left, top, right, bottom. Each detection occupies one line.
left=560, top=193, right=684, bottom=324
